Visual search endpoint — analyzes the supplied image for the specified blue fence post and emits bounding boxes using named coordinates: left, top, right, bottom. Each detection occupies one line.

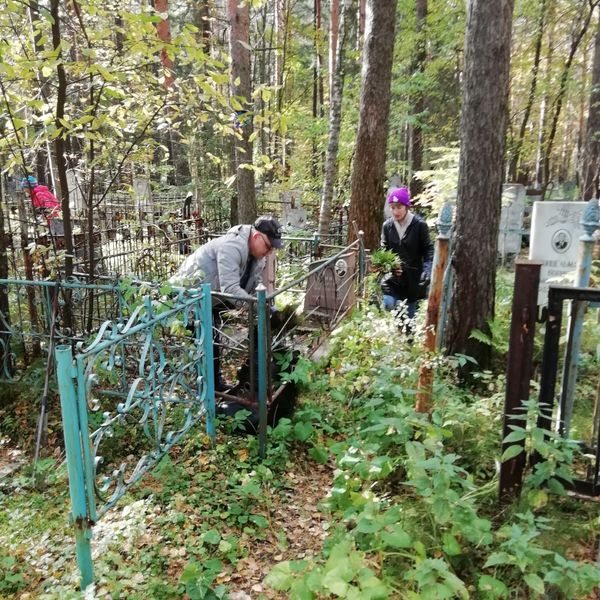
left=435, top=203, right=455, bottom=350
left=200, top=284, right=215, bottom=440
left=55, top=344, right=94, bottom=590
left=256, top=284, right=268, bottom=458
left=558, top=199, right=600, bottom=436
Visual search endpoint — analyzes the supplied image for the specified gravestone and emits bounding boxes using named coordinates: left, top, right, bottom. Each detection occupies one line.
left=67, top=169, right=85, bottom=213
left=498, top=184, right=526, bottom=257
left=261, top=252, right=277, bottom=294
left=528, top=201, right=587, bottom=304
left=303, top=251, right=356, bottom=317
left=281, top=190, right=307, bottom=229
left=134, top=177, right=153, bottom=215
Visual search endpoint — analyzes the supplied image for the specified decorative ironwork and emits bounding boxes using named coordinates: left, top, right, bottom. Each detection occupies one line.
left=56, top=284, right=214, bottom=588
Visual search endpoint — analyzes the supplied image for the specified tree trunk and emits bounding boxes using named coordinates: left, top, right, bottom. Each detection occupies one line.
left=410, top=0, right=427, bottom=198
left=312, top=0, right=325, bottom=182
left=50, top=0, right=74, bottom=333
left=154, top=0, right=175, bottom=89
left=582, top=12, right=600, bottom=200
left=0, top=178, right=11, bottom=375
left=29, top=1, right=55, bottom=188
left=197, top=0, right=213, bottom=55
left=445, top=0, right=514, bottom=371
left=542, top=0, right=599, bottom=193
left=347, top=0, right=398, bottom=249
left=228, top=0, right=256, bottom=224
left=356, top=0, right=366, bottom=51
left=329, top=0, right=340, bottom=98
left=508, top=0, right=546, bottom=182
left=318, top=0, right=353, bottom=237
left=275, top=0, right=290, bottom=168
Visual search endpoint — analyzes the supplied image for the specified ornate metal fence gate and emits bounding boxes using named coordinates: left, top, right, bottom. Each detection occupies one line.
left=55, top=284, right=215, bottom=588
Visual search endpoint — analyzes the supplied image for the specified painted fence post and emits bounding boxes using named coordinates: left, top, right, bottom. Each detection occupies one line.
left=256, top=284, right=268, bottom=458
left=311, top=231, right=320, bottom=260
left=558, top=199, right=599, bottom=436
left=201, top=283, right=216, bottom=440
left=415, top=203, right=454, bottom=413
left=498, top=260, right=542, bottom=501
left=435, top=205, right=455, bottom=350
left=55, top=344, right=94, bottom=590
left=357, top=230, right=365, bottom=291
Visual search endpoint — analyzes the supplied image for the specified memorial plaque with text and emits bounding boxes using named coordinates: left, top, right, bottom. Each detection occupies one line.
left=529, top=201, right=586, bottom=304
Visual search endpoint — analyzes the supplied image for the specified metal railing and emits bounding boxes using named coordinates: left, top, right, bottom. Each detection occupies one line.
left=56, top=284, right=214, bottom=588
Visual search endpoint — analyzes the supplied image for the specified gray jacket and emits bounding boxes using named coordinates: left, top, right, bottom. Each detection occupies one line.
left=169, top=225, right=265, bottom=300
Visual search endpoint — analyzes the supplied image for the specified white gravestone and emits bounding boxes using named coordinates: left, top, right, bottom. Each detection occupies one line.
left=134, top=177, right=153, bottom=214
left=529, top=201, right=586, bottom=305
left=498, top=184, right=526, bottom=256
left=281, top=190, right=307, bottom=229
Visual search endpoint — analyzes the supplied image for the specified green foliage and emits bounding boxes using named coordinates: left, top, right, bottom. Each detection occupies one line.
left=370, top=249, right=400, bottom=273
left=263, top=303, right=600, bottom=598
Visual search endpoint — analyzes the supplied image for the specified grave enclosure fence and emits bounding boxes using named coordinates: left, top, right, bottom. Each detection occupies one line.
left=50, top=235, right=366, bottom=589
left=55, top=284, right=215, bottom=588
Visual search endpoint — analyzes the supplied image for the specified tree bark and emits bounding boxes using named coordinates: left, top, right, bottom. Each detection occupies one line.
left=347, top=0, right=398, bottom=249
left=357, top=0, right=366, bottom=51
left=50, top=0, right=74, bottom=333
left=0, top=178, right=11, bottom=375
left=329, top=0, right=340, bottom=97
left=318, top=0, right=353, bottom=237
left=508, top=0, right=546, bottom=182
left=409, top=0, right=427, bottom=198
left=154, top=0, right=175, bottom=89
left=445, top=0, right=514, bottom=371
left=228, top=0, right=256, bottom=224
left=197, top=0, right=213, bottom=55
left=312, top=0, right=325, bottom=182
left=582, top=12, right=600, bottom=200
left=542, top=0, right=599, bottom=194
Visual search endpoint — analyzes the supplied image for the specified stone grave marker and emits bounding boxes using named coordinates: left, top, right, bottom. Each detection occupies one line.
left=281, top=190, right=307, bottom=229
left=498, top=183, right=526, bottom=257
left=303, top=251, right=357, bottom=317
left=528, top=201, right=587, bottom=304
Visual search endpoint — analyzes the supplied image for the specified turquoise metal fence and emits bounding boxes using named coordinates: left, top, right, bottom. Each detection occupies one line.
left=55, top=284, right=214, bottom=589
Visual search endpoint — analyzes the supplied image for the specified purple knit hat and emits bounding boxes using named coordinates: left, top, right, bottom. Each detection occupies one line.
left=387, top=187, right=411, bottom=207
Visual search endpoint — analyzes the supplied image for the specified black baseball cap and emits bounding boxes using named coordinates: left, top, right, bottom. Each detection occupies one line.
left=254, top=215, right=283, bottom=249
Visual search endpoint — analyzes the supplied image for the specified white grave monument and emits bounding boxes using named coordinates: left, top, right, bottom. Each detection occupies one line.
left=498, top=184, right=526, bottom=257
left=134, top=177, right=153, bottom=214
left=529, top=201, right=586, bottom=304
left=281, top=190, right=307, bottom=229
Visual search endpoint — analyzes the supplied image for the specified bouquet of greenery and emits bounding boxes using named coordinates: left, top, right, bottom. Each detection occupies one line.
left=370, top=248, right=401, bottom=274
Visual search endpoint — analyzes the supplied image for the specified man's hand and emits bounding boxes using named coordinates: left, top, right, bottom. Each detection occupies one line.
left=420, top=271, right=430, bottom=285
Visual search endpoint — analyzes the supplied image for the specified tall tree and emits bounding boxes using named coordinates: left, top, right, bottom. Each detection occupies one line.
left=541, top=0, right=599, bottom=193
left=228, top=0, right=256, bottom=224
left=154, top=0, right=175, bottom=89
left=508, top=0, right=546, bottom=182
left=312, top=0, right=325, bottom=182
left=582, top=11, right=600, bottom=200
left=446, top=0, right=514, bottom=369
left=409, top=0, right=427, bottom=198
left=318, top=0, right=353, bottom=236
left=329, top=0, right=340, bottom=96
left=347, top=0, right=398, bottom=249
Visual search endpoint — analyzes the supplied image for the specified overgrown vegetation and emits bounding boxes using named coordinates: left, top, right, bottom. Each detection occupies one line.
left=1, top=276, right=599, bottom=599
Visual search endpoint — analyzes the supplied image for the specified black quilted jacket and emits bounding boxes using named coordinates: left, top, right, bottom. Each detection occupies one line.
left=380, top=214, right=433, bottom=302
